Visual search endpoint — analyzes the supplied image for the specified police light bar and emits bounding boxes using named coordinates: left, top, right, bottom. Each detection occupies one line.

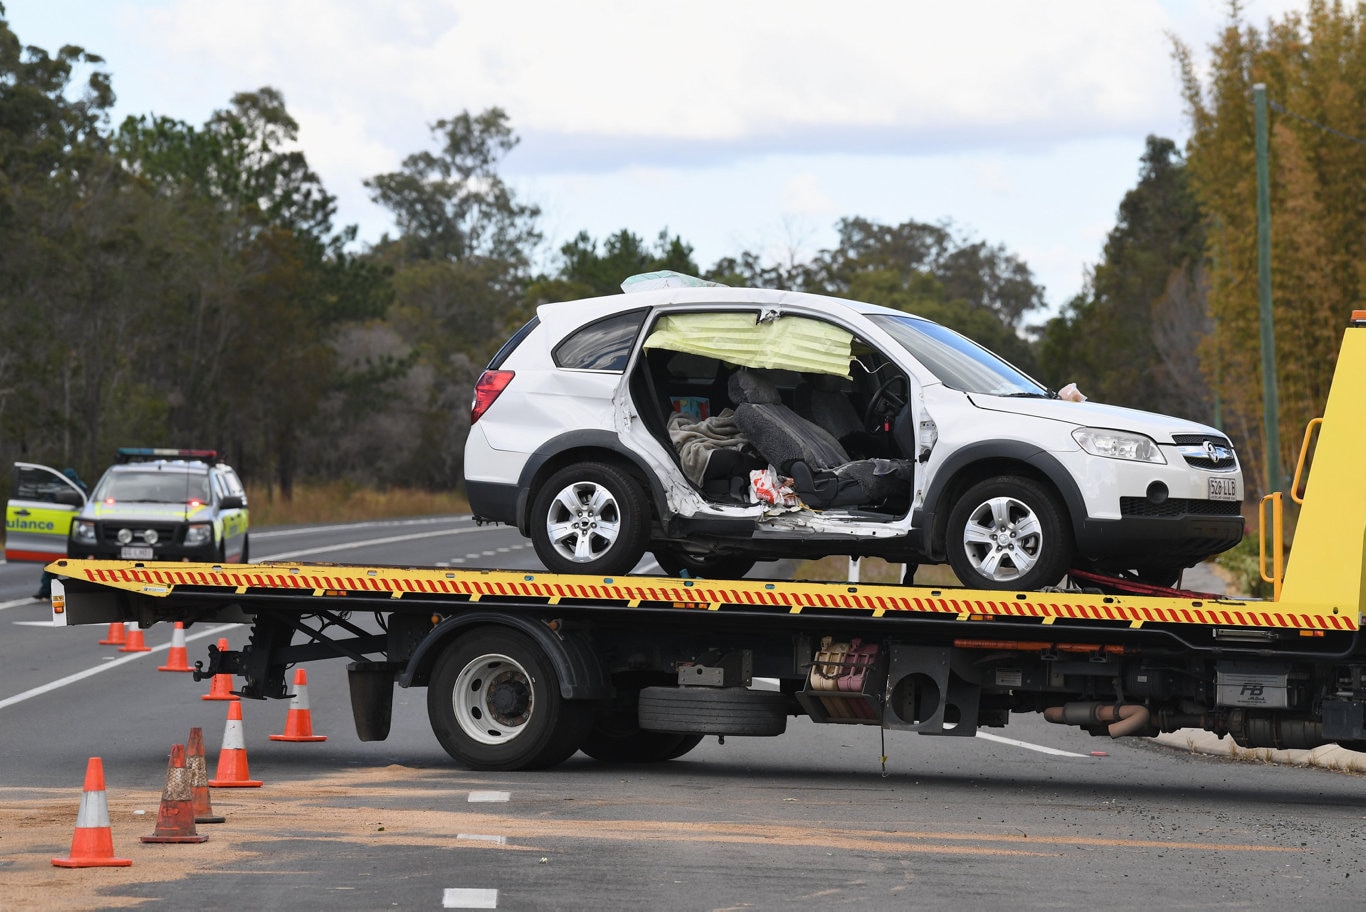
left=116, top=447, right=221, bottom=464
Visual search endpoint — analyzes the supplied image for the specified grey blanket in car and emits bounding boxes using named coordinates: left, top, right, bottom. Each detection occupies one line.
left=667, top=409, right=751, bottom=485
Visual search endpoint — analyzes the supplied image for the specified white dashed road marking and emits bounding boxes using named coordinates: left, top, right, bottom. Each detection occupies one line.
left=442, top=887, right=498, bottom=909
left=975, top=731, right=1090, bottom=757
left=456, top=834, right=507, bottom=845
left=467, top=790, right=510, bottom=803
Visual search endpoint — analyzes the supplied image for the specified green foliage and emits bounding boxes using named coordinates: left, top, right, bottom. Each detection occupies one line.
left=1176, top=3, right=1366, bottom=495
left=365, top=108, right=541, bottom=266
left=790, top=216, right=1045, bottom=374
left=1213, top=531, right=1273, bottom=599
left=528, top=228, right=700, bottom=303
left=1035, top=136, right=1212, bottom=423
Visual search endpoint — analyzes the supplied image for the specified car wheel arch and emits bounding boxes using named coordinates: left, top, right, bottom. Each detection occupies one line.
left=514, top=431, right=666, bottom=536
left=920, top=444, right=1087, bottom=560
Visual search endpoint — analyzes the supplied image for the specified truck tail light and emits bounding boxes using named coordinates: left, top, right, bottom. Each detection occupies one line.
left=471, top=370, right=514, bottom=424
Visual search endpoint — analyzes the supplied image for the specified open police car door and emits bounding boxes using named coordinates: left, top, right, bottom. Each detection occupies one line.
left=5, top=463, right=88, bottom=563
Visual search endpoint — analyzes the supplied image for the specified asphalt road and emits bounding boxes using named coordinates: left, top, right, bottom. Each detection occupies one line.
left=3, top=518, right=1365, bottom=911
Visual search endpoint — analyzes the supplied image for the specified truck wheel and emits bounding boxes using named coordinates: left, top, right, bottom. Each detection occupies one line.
left=580, top=726, right=704, bottom=762
left=947, top=476, right=1072, bottom=590
left=652, top=547, right=756, bottom=580
left=531, top=462, right=648, bottom=576
left=426, top=627, right=593, bottom=771
left=638, top=687, right=788, bottom=736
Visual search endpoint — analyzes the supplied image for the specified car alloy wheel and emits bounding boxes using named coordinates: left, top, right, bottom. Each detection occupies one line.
left=531, top=462, right=648, bottom=575
left=947, top=475, right=1071, bottom=590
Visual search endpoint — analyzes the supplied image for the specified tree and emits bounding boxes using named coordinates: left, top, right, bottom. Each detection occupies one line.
left=365, top=108, right=540, bottom=267
left=366, top=108, right=544, bottom=488
left=0, top=9, right=124, bottom=475
left=1036, top=136, right=1211, bottom=422
left=1175, top=2, right=1366, bottom=495
left=116, top=89, right=392, bottom=496
left=528, top=228, right=700, bottom=304
left=786, top=216, right=1045, bottom=373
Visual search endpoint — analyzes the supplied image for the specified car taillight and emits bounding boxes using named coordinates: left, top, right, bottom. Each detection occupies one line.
left=470, top=370, right=514, bottom=424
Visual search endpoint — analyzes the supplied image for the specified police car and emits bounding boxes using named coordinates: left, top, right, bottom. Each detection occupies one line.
left=5, top=448, right=250, bottom=565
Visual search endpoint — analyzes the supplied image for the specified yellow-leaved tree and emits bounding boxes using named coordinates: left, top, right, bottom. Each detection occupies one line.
left=1175, top=1, right=1366, bottom=497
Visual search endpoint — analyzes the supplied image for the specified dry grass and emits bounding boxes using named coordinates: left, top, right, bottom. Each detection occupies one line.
left=244, top=481, right=469, bottom=527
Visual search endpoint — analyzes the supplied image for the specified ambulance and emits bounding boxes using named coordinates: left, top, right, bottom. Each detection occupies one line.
left=5, top=448, right=249, bottom=565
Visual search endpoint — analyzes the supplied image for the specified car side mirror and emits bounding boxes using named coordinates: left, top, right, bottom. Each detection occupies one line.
left=53, top=488, right=84, bottom=507
left=219, top=495, right=245, bottom=510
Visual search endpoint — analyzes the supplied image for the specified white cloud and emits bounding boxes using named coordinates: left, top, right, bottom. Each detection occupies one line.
left=781, top=173, right=837, bottom=217
left=137, top=0, right=1188, bottom=151
left=5, top=0, right=1318, bottom=312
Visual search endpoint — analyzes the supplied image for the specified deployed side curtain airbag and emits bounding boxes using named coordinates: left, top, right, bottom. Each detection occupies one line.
left=643, top=313, right=853, bottom=378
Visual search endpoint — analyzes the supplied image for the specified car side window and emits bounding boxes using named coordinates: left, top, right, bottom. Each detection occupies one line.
left=553, top=309, right=648, bottom=372
left=222, top=469, right=246, bottom=499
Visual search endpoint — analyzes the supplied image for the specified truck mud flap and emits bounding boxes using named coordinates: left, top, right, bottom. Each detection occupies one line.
left=348, top=661, right=403, bottom=741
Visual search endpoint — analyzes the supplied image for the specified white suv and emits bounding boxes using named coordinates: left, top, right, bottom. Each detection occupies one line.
left=464, top=273, right=1243, bottom=590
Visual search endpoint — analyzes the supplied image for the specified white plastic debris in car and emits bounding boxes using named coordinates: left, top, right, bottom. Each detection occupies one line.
left=749, top=467, right=799, bottom=509
left=621, top=270, right=725, bottom=293
left=1059, top=383, right=1087, bottom=402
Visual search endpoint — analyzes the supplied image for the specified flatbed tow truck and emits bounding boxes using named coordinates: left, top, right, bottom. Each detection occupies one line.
left=46, top=313, right=1366, bottom=771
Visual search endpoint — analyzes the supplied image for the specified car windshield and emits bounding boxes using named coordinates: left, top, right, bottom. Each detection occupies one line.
left=868, top=314, right=1050, bottom=396
left=95, top=470, right=212, bottom=504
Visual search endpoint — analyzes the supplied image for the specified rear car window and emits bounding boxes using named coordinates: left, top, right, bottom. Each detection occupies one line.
left=553, top=309, right=648, bottom=372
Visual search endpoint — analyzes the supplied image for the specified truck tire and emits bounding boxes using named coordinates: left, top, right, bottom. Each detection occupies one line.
left=580, top=727, right=705, bottom=763
left=426, top=627, right=593, bottom=771
left=946, top=475, right=1072, bottom=590
left=638, top=687, right=788, bottom=736
left=531, top=462, right=648, bottom=576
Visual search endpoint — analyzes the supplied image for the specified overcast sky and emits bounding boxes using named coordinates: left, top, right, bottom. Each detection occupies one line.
left=9, top=1, right=1309, bottom=317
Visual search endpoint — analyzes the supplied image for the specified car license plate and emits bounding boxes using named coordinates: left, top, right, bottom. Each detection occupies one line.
left=120, top=546, right=154, bottom=560
left=1208, top=477, right=1239, bottom=501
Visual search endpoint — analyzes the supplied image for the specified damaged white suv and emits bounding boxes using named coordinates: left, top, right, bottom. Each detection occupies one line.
left=464, top=272, right=1243, bottom=590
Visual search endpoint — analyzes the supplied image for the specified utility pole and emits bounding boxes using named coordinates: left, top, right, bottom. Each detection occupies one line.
left=1254, top=83, right=1282, bottom=495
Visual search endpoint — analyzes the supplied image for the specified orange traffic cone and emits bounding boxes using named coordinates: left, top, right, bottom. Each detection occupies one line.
left=98, top=622, right=126, bottom=646
left=119, top=622, right=151, bottom=653
left=201, top=638, right=239, bottom=701
left=209, top=701, right=262, bottom=788
left=158, top=622, right=194, bottom=672
left=141, top=743, right=208, bottom=843
left=186, top=727, right=224, bottom=824
left=270, top=668, right=327, bottom=742
left=52, top=757, right=132, bottom=867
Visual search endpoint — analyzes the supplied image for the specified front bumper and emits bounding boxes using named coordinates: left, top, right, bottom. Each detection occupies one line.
left=68, top=541, right=220, bottom=562
left=1075, top=508, right=1244, bottom=568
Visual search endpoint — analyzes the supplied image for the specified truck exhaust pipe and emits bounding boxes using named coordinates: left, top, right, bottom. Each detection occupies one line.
left=1044, top=702, right=1151, bottom=738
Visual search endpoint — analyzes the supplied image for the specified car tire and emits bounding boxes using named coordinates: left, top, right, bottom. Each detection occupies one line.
left=946, top=475, right=1072, bottom=590
left=426, top=626, right=594, bottom=771
left=531, top=462, right=648, bottom=576
left=652, top=547, right=756, bottom=580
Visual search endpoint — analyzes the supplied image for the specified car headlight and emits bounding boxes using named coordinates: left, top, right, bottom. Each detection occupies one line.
left=1072, top=428, right=1166, bottom=464
left=72, top=521, right=97, bottom=545
left=184, top=523, right=212, bottom=547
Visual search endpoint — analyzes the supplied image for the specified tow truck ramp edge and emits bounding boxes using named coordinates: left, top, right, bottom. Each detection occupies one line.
left=42, top=312, right=1366, bottom=772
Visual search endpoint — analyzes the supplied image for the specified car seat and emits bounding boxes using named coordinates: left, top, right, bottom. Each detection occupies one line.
left=728, top=368, right=910, bottom=509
